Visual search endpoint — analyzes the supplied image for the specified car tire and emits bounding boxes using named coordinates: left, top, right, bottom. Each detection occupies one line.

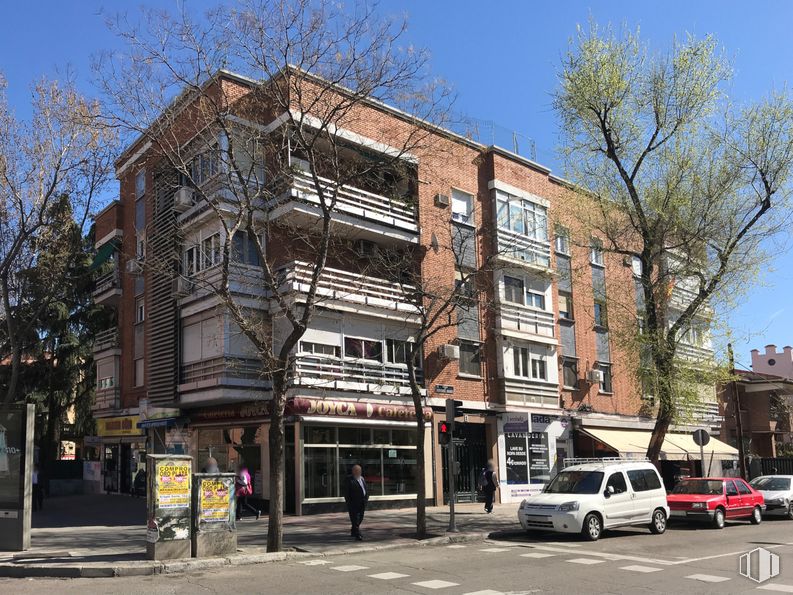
left=649, top=508, right=667, bottom=535
left=787, top=503, right=793, bottom=520
left=582, top=512, right=602, bottom=541
left=751, top=506, right=762, bottom=525
left=712, top=508, right=725, bottom=529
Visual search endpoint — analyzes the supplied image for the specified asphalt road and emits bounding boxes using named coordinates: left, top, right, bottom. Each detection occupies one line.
left=6, top=516, right=793, bottom=594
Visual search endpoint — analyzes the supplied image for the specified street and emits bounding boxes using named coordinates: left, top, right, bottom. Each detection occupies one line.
left=6, top=517, right=793, bottom=594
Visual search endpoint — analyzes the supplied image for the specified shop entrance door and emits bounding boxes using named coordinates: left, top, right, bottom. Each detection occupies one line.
left=442, top=423, right=487, bottom=503
left=104, top=444, right=119, bottom=493
left=120, top=444, right=132, bottom=494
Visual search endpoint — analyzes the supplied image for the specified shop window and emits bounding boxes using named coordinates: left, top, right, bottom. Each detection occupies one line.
left=344, top=337, right=383, bottom=362
left=338, top=427, right=373, bottom=446
left=391, top=429, right=417, bottom=446
left=373, top=428, right=391, bottom=444
left=305, top=426, right=336, bottom=444
left=383, top=449, right=418, bottom=495
left=304, top=447, right=338, bottom=499
left=338, top=447, right=383, bottom=496
left=459, top=341, right=481, bottom=376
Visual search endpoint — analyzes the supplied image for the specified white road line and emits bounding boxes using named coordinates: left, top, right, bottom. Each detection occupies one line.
left=758, top=585, right=793, bottom=593
left=331, top=565, right=369, bottom=572
left=368, top=572, right=410, bottom=580
left=299, top=559, right=331, bottom=566
left=619, top=565, right=663, bottom=573
left=479, top=547, right=513, bottom=553
left=412, top=579, right=461, bottom=589
left=520, top=552, right=556, bottom=559
left=446, top=544, right=466, bottom=549
left=685, top=574, right=731, bottom=583
left=547, top=542, right=580, bottom=548
left=462, top=591, right=505, bottom=595
left=567, top=558, right=604, bottom=565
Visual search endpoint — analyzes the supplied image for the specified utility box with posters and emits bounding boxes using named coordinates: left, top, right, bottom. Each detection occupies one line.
left=146, top=454, right=192, bottom=560
left=0, top=404, right=34, bottom=551
left=192, top=473, right=237, bottom=557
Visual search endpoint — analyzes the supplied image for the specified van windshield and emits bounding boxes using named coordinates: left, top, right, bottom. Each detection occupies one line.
left=544, top=471, right=604, bottom=494
left=672, top=480, right=723, bottom=495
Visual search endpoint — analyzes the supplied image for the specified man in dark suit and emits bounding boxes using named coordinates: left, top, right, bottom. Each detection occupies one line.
left=343, top=464, right=368, bottom=541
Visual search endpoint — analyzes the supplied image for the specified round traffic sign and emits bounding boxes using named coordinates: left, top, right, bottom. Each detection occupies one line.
left=693, top=429, right=710, bottom=447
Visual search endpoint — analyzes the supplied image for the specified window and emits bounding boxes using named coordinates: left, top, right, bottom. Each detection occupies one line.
left=459, top=341, right=481, bottom=376
left=190, top=143, right=220, bottom=185
left=98, top=377, right=115, bottom=390
left=300, top=342, right=340, bottom=357
left=736, top=480, right=752, bottom=495
left=555, top=227, right=570, bottom=255
left=631, top=255, right=642, bottom=277
left=503, top=276, right=525, bottom=304
left=495, top=190, right=549, bottom=242
left=562, top=358, right=578, bottom=389
left=135, top=169, right=146, bottom=199
left=725, top=481, right=738, bottom=496
left=451, top=188, right=474, bottom=224
left=558, top=292, right=574, bottom=320
left=527, top=291, right=545, bottom=310
left=134, top=358, right=144, bottom=387
left=590, top=239, right=604, bottom=266
left=596, top=363, right=613, bottom=393
left=135, top=232, right=145, bottom=260
left=202, top=234, right=220, bottom=269
left=594, top=300, right=608, bottom=328
left=626, top=469, right=662, bottom=492
left=606, top=472, right=628, bottom=494
left=135, top=297, right=145, bottom=324
left=232, top=232, right=261, bottom=266
left=454, top=269, right=475, bottom=299
left=344, top=337, right=383, bottom=362
left=531, top=357, right=547, bottom=381
left=386, top=339, right=416, bottom=366
left=513, top=347, right=530, bottom=378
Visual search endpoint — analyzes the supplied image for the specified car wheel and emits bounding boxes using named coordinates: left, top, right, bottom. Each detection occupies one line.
left=649, top=509, right=667, bottom=535
left=712, top=508, right=725, bottom=529
left=582, top=512, right=602, bottom=541
left=787, top=503, right=793, bottom=520
left=751, top=506, right=762, bottom=525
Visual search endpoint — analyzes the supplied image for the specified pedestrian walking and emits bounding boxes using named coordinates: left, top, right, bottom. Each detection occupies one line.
left=481, top=460, right=499, bottom=514
left=343, top=464, right=368, bottom=541
left=235, top=462, right=260, bottom=520
left=32, top=464, right=43, bottom=511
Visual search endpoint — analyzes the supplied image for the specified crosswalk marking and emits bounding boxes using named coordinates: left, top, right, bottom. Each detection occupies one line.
left=685, top=574, right=731, bottom=583
left=479, top=547, right=513, bottom=553
left=331, top=565, right=369, bottom=572
left=462, top=591, right=505, bottom=595
left=368, top=572, right=410, bottom=580
left=412, top=579, right=460, bottom=589
left=299, top=559, right=331, bottom=566
left=566, top=558, right=604, bottom=565
left=758, top=585, right=793, bottom=593
left=447, top=544, right=467, bottom=549
left=620, top=565, right=663, bottom=573
left=520, top=552, right=556, bottom=559
left=547, top=542, right=580, bottom=548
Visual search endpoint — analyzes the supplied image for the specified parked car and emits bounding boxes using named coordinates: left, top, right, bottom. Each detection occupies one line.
left=749, top=475, right=793, bottom=519
left=517, top=459, right=669, bottom=541
left=667, top=477, right=765, bottom=529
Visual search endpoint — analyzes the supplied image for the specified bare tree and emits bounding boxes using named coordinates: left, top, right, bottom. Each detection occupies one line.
left=553, top=22, right=793, bottom=462
left=96, top=0, right=451, bottom=551
left=0, top=74, right=114, bottom=407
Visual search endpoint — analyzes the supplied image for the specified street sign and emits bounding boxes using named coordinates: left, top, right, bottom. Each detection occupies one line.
left=693, top=429, right=710, bottom=447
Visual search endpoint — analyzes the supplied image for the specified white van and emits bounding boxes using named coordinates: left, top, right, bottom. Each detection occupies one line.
left=517, top=458, right=669, bottom=541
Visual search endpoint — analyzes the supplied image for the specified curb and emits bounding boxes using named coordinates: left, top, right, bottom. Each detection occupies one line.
left=0, top=531, right=496, bottom=579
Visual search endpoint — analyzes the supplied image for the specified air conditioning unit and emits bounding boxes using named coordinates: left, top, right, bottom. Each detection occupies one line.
left=173, top=186, right=194, bottom=212
left=438, top=344, right=460, bottom=360
left=434, top=193, right=450, bottom=208
left=172, top=277, right=193, bottom=296
left=586, top=369, right=604, bottom=384
left=354, top=239, right=379, bottom=258
left=126, top=259, right=143, bottom=274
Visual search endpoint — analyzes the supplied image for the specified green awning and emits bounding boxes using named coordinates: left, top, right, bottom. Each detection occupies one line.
left=90, top=239, right=119, bottom=271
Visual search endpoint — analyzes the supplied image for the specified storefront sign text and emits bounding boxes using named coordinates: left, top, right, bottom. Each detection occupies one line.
left=97, top=416, right=143, bottom=437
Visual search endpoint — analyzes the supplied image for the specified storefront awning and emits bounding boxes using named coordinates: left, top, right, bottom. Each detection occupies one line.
left=90, top=239, right=119, bottom=271
left=137, top=417, right=185, bottom=429
left=580, top=428, right=737, bottom=461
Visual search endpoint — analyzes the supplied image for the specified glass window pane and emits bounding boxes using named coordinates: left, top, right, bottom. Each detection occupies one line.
left=509, top=203, right=524, bottom=234
left=497, top=197, right=509, bottom=229
left=344, top=337, right=362, bottom=358
left=383, top=449, right=418, bottom=495
left=338, top=427, right=372, bottom=445
left=304, top=426, right=336, bottom=444
left=373, top=429, right=390, bottom=444
left=391, top=429, right=416, bottom=446
left=338, top=447, right=382, bottom=496
left=304, top=447, right=338, bottom=498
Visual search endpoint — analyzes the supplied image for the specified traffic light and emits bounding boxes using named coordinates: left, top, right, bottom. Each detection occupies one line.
left=445, top=399, right=463, bottom=426
left=438, top=421, right=451, bottom=445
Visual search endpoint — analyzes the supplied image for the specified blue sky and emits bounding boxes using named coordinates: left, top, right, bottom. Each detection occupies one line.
left=1, top=1, right=791, bottom=365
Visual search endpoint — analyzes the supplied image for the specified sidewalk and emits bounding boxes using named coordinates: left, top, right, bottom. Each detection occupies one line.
left=0, top=494, right=521, bottom=577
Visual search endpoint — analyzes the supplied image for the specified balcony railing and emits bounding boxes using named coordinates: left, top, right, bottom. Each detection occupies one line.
left=93, top=269, right=121, bottom=300
left=502, top=376, right=559, bottom=407
left=495, top=228, right=552, bottom=270
left=281, top=170, right=419, bottom=234
left=498, top=302, right=555, bottom=338
left=677, top=342, right=715, bottom=363
left=94, top=388, right=120, bottom=412
left=93, top=328, right=119, bottom=353
left=180, top=357, right=262, bottom=385
left=292, top=354, right=424, bottom=396
left=278, top=261, right=419, bottom=315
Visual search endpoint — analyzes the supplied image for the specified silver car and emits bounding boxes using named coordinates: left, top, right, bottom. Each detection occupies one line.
left=749, top=475, right=793, bottom=519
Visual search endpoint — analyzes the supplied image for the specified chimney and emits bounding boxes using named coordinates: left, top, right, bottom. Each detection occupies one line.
left=765, top=344, right=778, bottom=356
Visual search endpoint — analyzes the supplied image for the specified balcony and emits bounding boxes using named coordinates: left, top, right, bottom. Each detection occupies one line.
left=94, top=388, right=120, bottom=412
left=93, top=269, right=122, bottom=306
left=180, top=356, right=263, bottom=385
left=270, top=170, right=419, bottom=244
left=278, top=261, right=420, bottom=320
left=93, top=328, right=120, bottom=354
left=497, top=302, right=555, bottom=343
left=292, top=354, right=425, bottom=396
left=502, top=376, right=559, bottom=408
left=677, top=341, right=715, bottom=363
left=495, top=228, right=552, bottom=272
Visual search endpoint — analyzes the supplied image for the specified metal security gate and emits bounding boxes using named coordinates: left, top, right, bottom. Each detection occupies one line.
left=442, top=423, right=487, bottom=504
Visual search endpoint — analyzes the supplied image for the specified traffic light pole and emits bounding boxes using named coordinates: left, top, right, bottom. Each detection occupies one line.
left=447, top=440, right=458, bottom=533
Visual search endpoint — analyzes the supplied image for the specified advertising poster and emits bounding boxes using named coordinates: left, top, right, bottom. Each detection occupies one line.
left=505, top=431, right=529, bottom=484
left=0, top=409, right=25, bottom=509
left=156, top=462, right=191, bottom=509
left=528, top=431, right=551, bottom=484
left=199, top=478, right=231, bottom=523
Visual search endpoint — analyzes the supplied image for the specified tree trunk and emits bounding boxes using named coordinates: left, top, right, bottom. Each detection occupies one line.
left=266, top=381, right=286, bottom=552
left=414, top=412, right=426, bottom=538
left=646, top=356, right=675, bottom=463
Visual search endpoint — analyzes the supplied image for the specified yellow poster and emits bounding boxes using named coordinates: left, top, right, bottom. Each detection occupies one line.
left=156, top=463, right=191, bottom=509
left=200, top=478, right=231, bottom=523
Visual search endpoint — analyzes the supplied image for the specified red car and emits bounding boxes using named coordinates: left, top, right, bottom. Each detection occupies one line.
left=667, top=477, right=765, bottom=529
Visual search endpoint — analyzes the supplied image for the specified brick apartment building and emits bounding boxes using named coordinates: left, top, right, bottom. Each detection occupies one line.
left=90, top=69, right=724, bottom=510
